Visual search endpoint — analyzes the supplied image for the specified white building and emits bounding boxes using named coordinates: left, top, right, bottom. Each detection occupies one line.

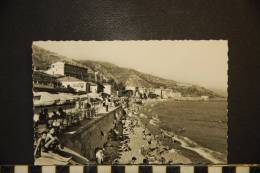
left=58, top=76, right=86, bottom=92
left=160, top=89, right=171, bottom=98
left=172, top=92, right=182, bottom=98
left=45, top=61, right=88, bottom=81
left=103, top=84, right=112, bottom=95
left=201, top=95, right=209, bottom=101
left=154, top=88, right=162, bottom=96
left=138, top=87, right=146, bottom=94
left=87, top=82, right=98, bottom=93
left=46, top=61, right=65, bottom=76
left=90, top=85, right=98, bottom=93
left=125, top=85, right=136, bottom=91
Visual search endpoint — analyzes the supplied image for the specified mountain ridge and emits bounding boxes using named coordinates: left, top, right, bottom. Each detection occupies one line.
left=32, top=45, right=222, bottom=98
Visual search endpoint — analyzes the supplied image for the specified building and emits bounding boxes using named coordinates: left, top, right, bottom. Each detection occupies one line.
left=103, top=83, right=112, bottom=95
left=154, top=88, right=162, bottom=97
left=154, top=88, right=177, bottom=99
left=172, top=92, right=182, bottom=98
left=93, top=71, right=105, bottom=83
left=86, top=82, right=98, bottom=93
left=119, top=90, right=134, bottom=97
left=125, top=86, right=136, bottom=91
left=138, top=87, right=147, bottom=94
left=125, top=86, right=144, bottom=97
left=58, top=76, right=87, bottom=92
left=88, top=70, right=96, bottom=82
left=161, top=88, right=172, bottom=98
left=45, top=61, right=88, bottom=81
left=33, top=71, right=60, bottom=89
left=201, top=95, right=209, bottom=101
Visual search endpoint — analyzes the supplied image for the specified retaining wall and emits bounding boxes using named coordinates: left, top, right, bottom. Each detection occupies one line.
left=61, top=106, right=123, bottom=161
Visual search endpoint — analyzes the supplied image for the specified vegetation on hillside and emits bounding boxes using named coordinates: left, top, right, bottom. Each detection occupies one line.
left=32, top=45, right=222, bottom=98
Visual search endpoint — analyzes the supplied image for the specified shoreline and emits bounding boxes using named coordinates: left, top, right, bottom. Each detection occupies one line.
left=35, top=98, right=226, bottom=165
left=118, top=112, right=192, bottom=164
left=138, top=98, right=227, bottom=164
left=102, top=98, right=226, bottom=164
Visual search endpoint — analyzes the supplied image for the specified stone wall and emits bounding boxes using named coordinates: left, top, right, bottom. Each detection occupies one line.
left=61, top=107, right=123, bottom=161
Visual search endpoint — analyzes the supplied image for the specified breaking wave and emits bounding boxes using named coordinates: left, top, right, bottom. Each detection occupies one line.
left=162, top=129, right=225, bottom=163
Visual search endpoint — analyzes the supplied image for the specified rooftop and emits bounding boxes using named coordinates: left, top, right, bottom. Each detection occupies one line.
left=33, top=71, right=57, bottom=79
left=58, top=76, right=85, bottom=82
left=87, top=82, right=98, bottom=86
left=53, top=61, right=88, bottom=70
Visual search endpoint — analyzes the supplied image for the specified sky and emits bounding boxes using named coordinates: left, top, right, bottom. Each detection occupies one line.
left=33, top=40, right=228, bottom=91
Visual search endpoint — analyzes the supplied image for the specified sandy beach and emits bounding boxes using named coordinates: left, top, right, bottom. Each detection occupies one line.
left=117, top=100, right=192, bottom=164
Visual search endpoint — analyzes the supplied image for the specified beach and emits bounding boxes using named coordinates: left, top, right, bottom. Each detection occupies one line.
left=34, top=97, right=227, bottom=165
left=114, top=98, right=227, bottom=164
left=118, top=113, right=192, bottom=164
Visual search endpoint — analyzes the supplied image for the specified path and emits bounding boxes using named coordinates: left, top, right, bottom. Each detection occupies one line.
left=119, top=114, right=192, bottom=164
left=118, top=118, right=148, bottom=163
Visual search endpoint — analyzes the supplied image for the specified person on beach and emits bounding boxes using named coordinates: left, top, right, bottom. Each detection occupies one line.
left=95, top=148, right=104, bottom=164
left=146, top=133, right=152, bottom=145
left=142, top=158, right=149, bottom=164
left=140, top=145, right=148, bottom=156
left=44, top=128, right=60, bottom=149
left=86, top=101, right=92, bottom=118
left=58, top=107, right=67, bottom=129
left=159, top=156, right=166, bottom=164
left=34, top=129, right=72, bottom=163
left=41, top=109, right=49, bottom=124
left=168, top=160, right=173, bottom=164
left=105, top=98, right=109, bottom=112
left=112, top=159, right=119, bottom=164
left=160, top=129, right=165, bottom=139
left=37, top=109, right=49, bottom=131
left=129, top=157, right=137, bottom=164
left=51, top=111, right=61, bottom=132
left=91, top=106, right=96, bottom=117
left=58, top=107, right=66, bottom=119
left=44, top=128, right=71, bottom=157
left=34, top=131, right=47, bottom=158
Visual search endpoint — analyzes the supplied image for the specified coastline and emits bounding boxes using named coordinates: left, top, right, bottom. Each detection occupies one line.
left=77, top=98, right=226, bottom=164
left=35, top=98, right=227, bottom=165
left=118, top=113, right=192, bottom=164
left=138, top=98, right=227, bottom=164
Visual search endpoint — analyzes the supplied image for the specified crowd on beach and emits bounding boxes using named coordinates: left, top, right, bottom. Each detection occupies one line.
left=119, top=102, right=173, bottom=164
left=109, top=98, right=191, bottom=165
left=33, top=95, right=192, bottom=165
left=94, top=97, right=224, bottom=165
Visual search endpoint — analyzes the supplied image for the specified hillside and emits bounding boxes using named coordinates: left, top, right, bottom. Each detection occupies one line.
left=32, top=45, right=221, bottom=97
left=78, top=60, right=177, bottom=88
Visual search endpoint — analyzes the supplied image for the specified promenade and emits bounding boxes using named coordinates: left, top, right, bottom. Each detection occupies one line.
left=34, top=104, right=122, bottom=165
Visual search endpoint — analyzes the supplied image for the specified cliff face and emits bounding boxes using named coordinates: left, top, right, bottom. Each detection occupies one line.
left=32, top=45, right=221, bottom=97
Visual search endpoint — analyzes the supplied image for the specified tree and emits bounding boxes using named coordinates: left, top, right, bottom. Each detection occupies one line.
left=108, top=78, right=115, bottom=85
left=117, top=82, right=125, bottom=91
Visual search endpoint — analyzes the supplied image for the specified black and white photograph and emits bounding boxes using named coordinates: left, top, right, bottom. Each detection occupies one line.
left=32, top=40, right=228, bottom=165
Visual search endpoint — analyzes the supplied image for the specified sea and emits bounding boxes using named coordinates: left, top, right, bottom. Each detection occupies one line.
left=139, top=98, right=227, bottom=163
